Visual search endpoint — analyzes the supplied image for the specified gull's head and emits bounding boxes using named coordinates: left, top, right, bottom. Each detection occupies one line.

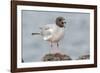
left=56, top=17, right=66, bottom=28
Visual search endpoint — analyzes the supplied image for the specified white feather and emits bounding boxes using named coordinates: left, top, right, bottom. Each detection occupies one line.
left=40, top=24, right=64, bottom=43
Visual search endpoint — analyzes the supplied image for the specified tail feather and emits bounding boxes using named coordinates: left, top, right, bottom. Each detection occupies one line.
left=32, top=33, right=40, bottom=35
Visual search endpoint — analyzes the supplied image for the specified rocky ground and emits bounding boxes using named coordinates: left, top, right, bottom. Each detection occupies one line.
left=42, top=53, right=72, bottom=61
left=42, top=53, right=90, bottom=61
left=77, top=54, right=90, bottom=60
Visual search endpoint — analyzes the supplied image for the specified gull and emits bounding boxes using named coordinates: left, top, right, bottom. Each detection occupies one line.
left=32, top=17, right=66, bottom=53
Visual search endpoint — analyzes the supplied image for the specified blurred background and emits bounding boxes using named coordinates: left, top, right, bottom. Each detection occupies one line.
left=22, top=10, right=90, bottom=62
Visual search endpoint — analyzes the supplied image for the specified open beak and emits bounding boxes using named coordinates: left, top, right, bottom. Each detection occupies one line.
left=64, top=22, right=66, bottom=24
left=63, top=22, right=66, bottom=28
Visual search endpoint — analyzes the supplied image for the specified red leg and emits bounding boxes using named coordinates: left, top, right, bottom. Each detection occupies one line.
left=56, top=42, right=61, bottom=53
left=51, top=42, right=53, bottom=48
left=57, top=42, right=59, bottom=48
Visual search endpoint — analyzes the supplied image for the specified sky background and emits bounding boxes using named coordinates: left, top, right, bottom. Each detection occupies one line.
left=22, top=10, right=90, bottom=62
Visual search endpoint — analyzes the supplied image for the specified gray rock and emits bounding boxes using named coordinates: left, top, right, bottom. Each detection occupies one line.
left=42, top=53, right=72, bottom=61
left=78, top=54, right=90, bottom=60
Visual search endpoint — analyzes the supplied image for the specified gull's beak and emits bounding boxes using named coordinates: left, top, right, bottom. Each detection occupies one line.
left=64, top=22, right=66, bottom=24
left=63, top=22, right=66, bottom=28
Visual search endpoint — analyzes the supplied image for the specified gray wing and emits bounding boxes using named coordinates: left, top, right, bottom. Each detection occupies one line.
left=40, top=25, right=54, bottom=40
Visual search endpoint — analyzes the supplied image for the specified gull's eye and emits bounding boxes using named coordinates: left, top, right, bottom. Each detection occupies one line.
left=62, top=22, right=64, bottom=24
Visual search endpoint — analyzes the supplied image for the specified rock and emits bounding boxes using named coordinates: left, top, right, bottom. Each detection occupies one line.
left=78, top=54, right=90, bottom=60
left=42, top=53, right=72, bottom=61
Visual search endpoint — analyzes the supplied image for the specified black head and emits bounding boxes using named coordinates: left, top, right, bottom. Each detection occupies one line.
left=56, top=17, right=66, bottom=28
